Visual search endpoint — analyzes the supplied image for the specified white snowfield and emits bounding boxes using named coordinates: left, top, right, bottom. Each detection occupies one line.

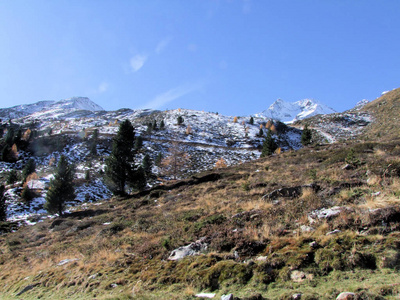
left=255, top=98, right=336, bottom=124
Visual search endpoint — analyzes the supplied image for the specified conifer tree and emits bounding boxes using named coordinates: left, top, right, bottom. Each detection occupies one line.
left=142, top=154, right=152, bottom=178
left=261, top=129, right=277, bottom=157
left=249, top=116, right=254, bottom=125
left=45, top=155, right=75, bottom=216
left=135, top=135, right=143, bottom=151
left=5, top=128, right=14, bottom=146
left=0, top=185, right=6, bottom=221
left=160, top=120, right=165, bottom=130
left=152, top=120, right=158, bottom=130
left=90, top=129, right=99, bottom=155
left=7, top=169, right=18, bottom=185
left=22, top=159, right=36, bottom=183
left=105, top=120, right=145, bottom=195
left=301, top=124, right=312, bottom=146
left=177, top=116, right=184, bottom=125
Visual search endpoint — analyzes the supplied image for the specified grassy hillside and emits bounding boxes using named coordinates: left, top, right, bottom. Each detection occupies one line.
left=361, top=88, right=400, bottom=141
left=1, top=137, right=400, bottom=299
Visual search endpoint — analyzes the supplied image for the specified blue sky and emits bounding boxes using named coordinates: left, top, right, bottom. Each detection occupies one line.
left=1, top=1, right=399, bottom=116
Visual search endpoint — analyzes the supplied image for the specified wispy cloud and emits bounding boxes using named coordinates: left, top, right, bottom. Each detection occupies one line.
left=130, top=54, right=148, bottom=72
left=97, top=82, right=109, bottom=93
left=141, top=82, right=204, bottom=109
left=87, top=81, right=109, bottom=95
left=155, top=37, right=172, bottom=54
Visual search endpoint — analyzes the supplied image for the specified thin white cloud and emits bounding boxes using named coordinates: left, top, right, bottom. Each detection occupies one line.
left=141, top=82, right=203, bottom=109
left=155, top=37, right=172, bottom=54
left=98, top=82, right=109, bottom=93
left=130, top=54, right=148, bottom=72
left=87, top=81, right=109, bottom=95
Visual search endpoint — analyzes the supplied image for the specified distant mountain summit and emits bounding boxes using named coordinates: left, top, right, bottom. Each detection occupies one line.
left=0, top=97, right=104, bottom=120
left=255, top=98, right=336, bottom=123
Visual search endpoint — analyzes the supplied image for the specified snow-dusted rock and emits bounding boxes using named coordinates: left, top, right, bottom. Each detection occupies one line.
left=168, top=237, right=208, bottom=261
left=336, top=292, right=356, bottom=300
left=195, top=293, right=216, bottom=298
left=256, top=98, right=336, bottom=124
left=308, top=206, right=343, bottom=224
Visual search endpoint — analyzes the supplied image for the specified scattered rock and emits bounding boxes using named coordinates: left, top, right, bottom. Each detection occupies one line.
left=290, top=270, right=313, bottom=282
left=292, top=293, right=302, bottom=300
left=326, top=229, right=341, bottom=235
left=256, top=256, right=268, bottom=261
left=300, top=225, right=314, bottom=232
left=16, top=283, right=39, bottom=296
left=336, top=292, right=356, bottom=300
left=263, top=184, right=320, bottom=200
left=290, top=270, right=305, bottom=282
left=342, top=164, right=354, bottom=170
left=196, top=292, right=216, bottom=298
left=58, top=258, right=79, bottom=266
left=221, top=294, right=234, bottom=300
left=308, top=206, right=343, bottom=224
left=168, top=237, right=208, bottom=260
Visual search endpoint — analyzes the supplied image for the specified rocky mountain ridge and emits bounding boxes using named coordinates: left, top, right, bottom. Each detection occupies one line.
left=255, top=98, right=337, bottom=124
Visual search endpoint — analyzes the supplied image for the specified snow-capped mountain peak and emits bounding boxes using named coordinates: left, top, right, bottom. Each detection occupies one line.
left=256, top=98, right=336, bottom=123
left=53, top=97, right=104, bottom=111
left=0, top=97, right=104, bottom=120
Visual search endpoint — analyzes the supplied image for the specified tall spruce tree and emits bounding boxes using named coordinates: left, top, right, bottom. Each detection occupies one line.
left=142, top=154, right=152, bottom=178
left=22, top=158, right=36, bottom=183
left=90, top=129, right=99, bottom=155
left=301, top=124, right=312, bottom=146
left=261, top=129, right=278, bottom=157
left=0, top=185, right=6, bottom=221
left=105, top=120, right=145, bottom=195
left=45, top=155, right=75, bottom=216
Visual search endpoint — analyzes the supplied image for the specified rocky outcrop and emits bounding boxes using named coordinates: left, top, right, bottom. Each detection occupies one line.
left=168, top=237, right=208, bottom=261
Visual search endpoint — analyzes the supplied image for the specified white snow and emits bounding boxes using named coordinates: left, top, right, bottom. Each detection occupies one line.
left=255, top=98, right=336, bottom=124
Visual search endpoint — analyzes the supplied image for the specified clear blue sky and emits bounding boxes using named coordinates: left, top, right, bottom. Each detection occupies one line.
left=1, top=0, right=399, bottom=116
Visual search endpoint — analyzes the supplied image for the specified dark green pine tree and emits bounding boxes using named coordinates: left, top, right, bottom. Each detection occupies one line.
left=45, top=155, right=75, bottom=216
left=90, top=129, right=99, bottom=155
left=22, top=158, right=36, bottom=183
left=135, top=135, right=143, bottom=151
left=142, top=154, right=152, bottom=178
left=301, top=124, right=312, bottom=146
left=258, top=128, right=264, bottom=137
left=249, top=116, right=254, bottom=125
left=105, top=120, right=145, bottom=195
left=152, top=120, right=158, bottom=131
left=1, top=146, right=9, bottom=162
left=0, top=185, right=7, bottom=221
left=261, top=129, right=278, bottom=157
left=6, top=169, right=19, bottom=185
left=177, top=115, right=184, bottom=125
left=5, top=128, right=14, bottom=146
left=160, top=120, right=165, bottom=130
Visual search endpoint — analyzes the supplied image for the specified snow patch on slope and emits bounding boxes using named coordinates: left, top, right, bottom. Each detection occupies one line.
left=256, top=99, right=336, bottom=124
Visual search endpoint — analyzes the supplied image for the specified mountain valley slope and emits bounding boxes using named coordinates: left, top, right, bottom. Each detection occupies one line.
left=0, top=90, right=399, bottom=299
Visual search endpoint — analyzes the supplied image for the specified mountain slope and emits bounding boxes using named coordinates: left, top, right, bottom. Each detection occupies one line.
left=256, top=98, right=336, bottom=123
left=0, top=97, right=104, bottom=120
left=360, top=87, right=400, bottom=141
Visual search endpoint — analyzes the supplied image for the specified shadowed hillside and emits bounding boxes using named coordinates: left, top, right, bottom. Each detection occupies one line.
left=1, top=136, right=400, bottom=299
